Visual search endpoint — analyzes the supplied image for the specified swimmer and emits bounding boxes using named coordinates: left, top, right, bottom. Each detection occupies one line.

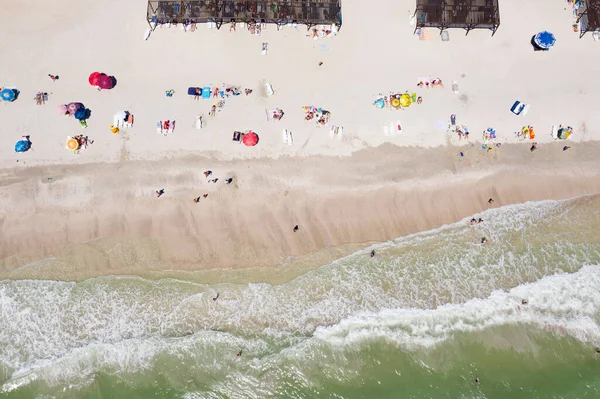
left=293, top=225, right=299, bottom=232
left=237, top=350, right=242, bottom=357
left=213, top=293, right=219, bottom=301
left=478, top=218, right=483, bottom=223
left=470, top=218, right=477, bottom=225
left=521, top=299, right=528, bottom=305
left=481, top=237, right=488, bottom=244
left=370, top=250, right=375, bottom=258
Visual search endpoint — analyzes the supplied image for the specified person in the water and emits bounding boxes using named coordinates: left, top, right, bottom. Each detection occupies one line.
left=481, top=237, right=488, bottom=244
left=370, top=250, right=375, bottom=257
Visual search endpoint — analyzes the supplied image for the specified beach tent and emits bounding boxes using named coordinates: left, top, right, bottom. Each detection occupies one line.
left=14, top=138, right=31, bottom=153
left=242, top=132, right=259, bottom=146
left=1, top=88, right=17, bottom=102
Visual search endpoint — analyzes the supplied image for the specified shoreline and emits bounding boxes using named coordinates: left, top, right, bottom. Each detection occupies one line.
left=2, top=142, right=599, bottom=281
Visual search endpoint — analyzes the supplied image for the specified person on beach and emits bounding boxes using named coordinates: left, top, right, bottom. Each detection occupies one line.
left=203, top=194, right=208, bottom=198
left=530, top=142, right=538, bottom=152
left=230, top=20, right=236, bottom=32
left=481, top=237, right=488, bottom=244
left=417, top=96, right=423, bottom=104
left=210, top=105, right=217, bottom=118
left=488, top=198, right=494, bottom=205
left=210, top=178, right=219, bottom=183
left=459, top=152, right=464, bottom=157
left=293, top=225, right=299, bottom=232
left=244, top=88, right=253, bottom=96
left=204, top=170, right=212, bottom=178
left=370, top=250, right=375, bottom=257
left=225, top=178, right=233, bottom=184
left=563, top=146, right=571, bottom=151
left=156, top=189, right=165, bottom=198
left=48, top=74, right=59, bottom=82
left=193, top=197, right=201, bottom=203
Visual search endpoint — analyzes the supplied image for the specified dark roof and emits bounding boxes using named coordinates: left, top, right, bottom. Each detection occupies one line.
left=577, top=0, right=600, bottom=37
left=147, top=1, right=342, bottom=27
left=414, top=0, right=500, bottom=35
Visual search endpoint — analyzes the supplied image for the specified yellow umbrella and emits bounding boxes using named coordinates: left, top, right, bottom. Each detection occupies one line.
left=391, top=98, right=401, bottom=108
left=66, top=137, right=79, bottom=151
left=400, top=94, right=412, bottom=107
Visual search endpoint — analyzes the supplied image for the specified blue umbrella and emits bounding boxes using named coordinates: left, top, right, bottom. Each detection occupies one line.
left=375, top=98, right=385, bottom=109
left=534, top=31, right=556, bottom=50
left=74, top=108, right=87, bottom=121
left=1, top=88, right=16, bottom=102
left=15, top=139, right=31, bottom=153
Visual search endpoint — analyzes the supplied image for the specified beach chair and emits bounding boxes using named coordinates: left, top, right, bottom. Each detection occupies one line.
left=196, top=116, right=203, bottom=130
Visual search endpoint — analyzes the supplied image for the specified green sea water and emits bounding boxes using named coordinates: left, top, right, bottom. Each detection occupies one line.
left=1, top=195, right=600, bottom=398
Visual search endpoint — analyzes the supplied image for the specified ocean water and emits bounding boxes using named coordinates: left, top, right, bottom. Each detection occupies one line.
left=1, top=195, right=600, bottom=398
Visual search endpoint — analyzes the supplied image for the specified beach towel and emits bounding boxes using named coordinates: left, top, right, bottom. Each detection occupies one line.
left=201, top=87, right=211, bottom=99
left=264, top=82, right=274, bottom=96
left=196, top=116, right=203, bottom=130
left=157, top=121, right=162, bottom=134
left=266, top=109, right=277, bottom=121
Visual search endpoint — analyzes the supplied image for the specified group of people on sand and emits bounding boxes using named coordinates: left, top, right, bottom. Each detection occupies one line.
left=155, top=170, right=234, bottom=200
left=417, top=78, right=444, bottom=88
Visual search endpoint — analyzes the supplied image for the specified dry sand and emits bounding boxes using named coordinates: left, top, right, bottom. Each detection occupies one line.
left=1, top=0, right=600, bottom=280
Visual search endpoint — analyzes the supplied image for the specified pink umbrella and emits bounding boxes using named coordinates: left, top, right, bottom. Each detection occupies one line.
left=89, top=72, right=102, bottom=86
left=67, top=102, right=82, bottom=114
left=56, top=104, right=68, bottom=115
left=98, top=75, right=114, bottom=90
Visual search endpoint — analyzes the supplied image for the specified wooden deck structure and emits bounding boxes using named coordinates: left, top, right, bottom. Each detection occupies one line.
left=147, top=0, right=342, bottom=30
left=414, top=0, right=500, bottom=36
left=576, top=0, right=600, bottom=38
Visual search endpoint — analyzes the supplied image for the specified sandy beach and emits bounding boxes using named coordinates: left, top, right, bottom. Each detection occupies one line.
left=1, top=0, right=600, bottom=280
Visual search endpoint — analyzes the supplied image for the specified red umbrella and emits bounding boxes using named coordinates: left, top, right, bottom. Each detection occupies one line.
left=88, top=72, right=102, bottom=86
left=242, top=132, right=259, bottom=147
left=98, top=75, right=114, bottom=90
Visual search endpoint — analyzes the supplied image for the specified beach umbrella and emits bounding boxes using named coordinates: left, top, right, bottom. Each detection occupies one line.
left=374, top=98, right=385, bottom=109
left=98, top=75, right=114, bottom=90
left=533, top=31, right=556, bottom=50
left=89, top=72, right=102, bottom=86
left=66, top=137, right=79, bottom=151
left=74, top=108, right=87, bottom=120
left=391, top=98, right=401, bottom=108
left=1, top=88, right=16, bottom=102
left=400, top=93, right=412, bottom=107
left=56, top=104, right=68, bottom=115
left=15, top=139, right=31, bottom=153
left=67, top=102, right=82, bottom=114
left=242, top=132, right=259, bottom=146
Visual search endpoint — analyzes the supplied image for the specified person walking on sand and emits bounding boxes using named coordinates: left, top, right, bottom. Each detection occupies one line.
left=156, top=189, right=165, bottom=198
left=293, top=225, right=299, bottom=232
left=225, top=178, right=233, bottom=184
left=488, top=198, right=494, bottom=205
left=193, top=197, right=201, bottom=203
left=563, top=146, right=571, bottom=151
left=203, top=194, right=208, bottom=199
left=204, top=170, right=212, bottom=178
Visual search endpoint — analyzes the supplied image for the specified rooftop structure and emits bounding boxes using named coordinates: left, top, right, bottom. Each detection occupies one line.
left=147, top=0, right=342, bottom=30
left=414, top=0, right=500, bottom=36
left=576, top=0, right=600, bottom=38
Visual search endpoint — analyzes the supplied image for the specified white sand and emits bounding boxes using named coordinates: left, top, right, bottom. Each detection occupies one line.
left=0, top=0, right=598, bottom=168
